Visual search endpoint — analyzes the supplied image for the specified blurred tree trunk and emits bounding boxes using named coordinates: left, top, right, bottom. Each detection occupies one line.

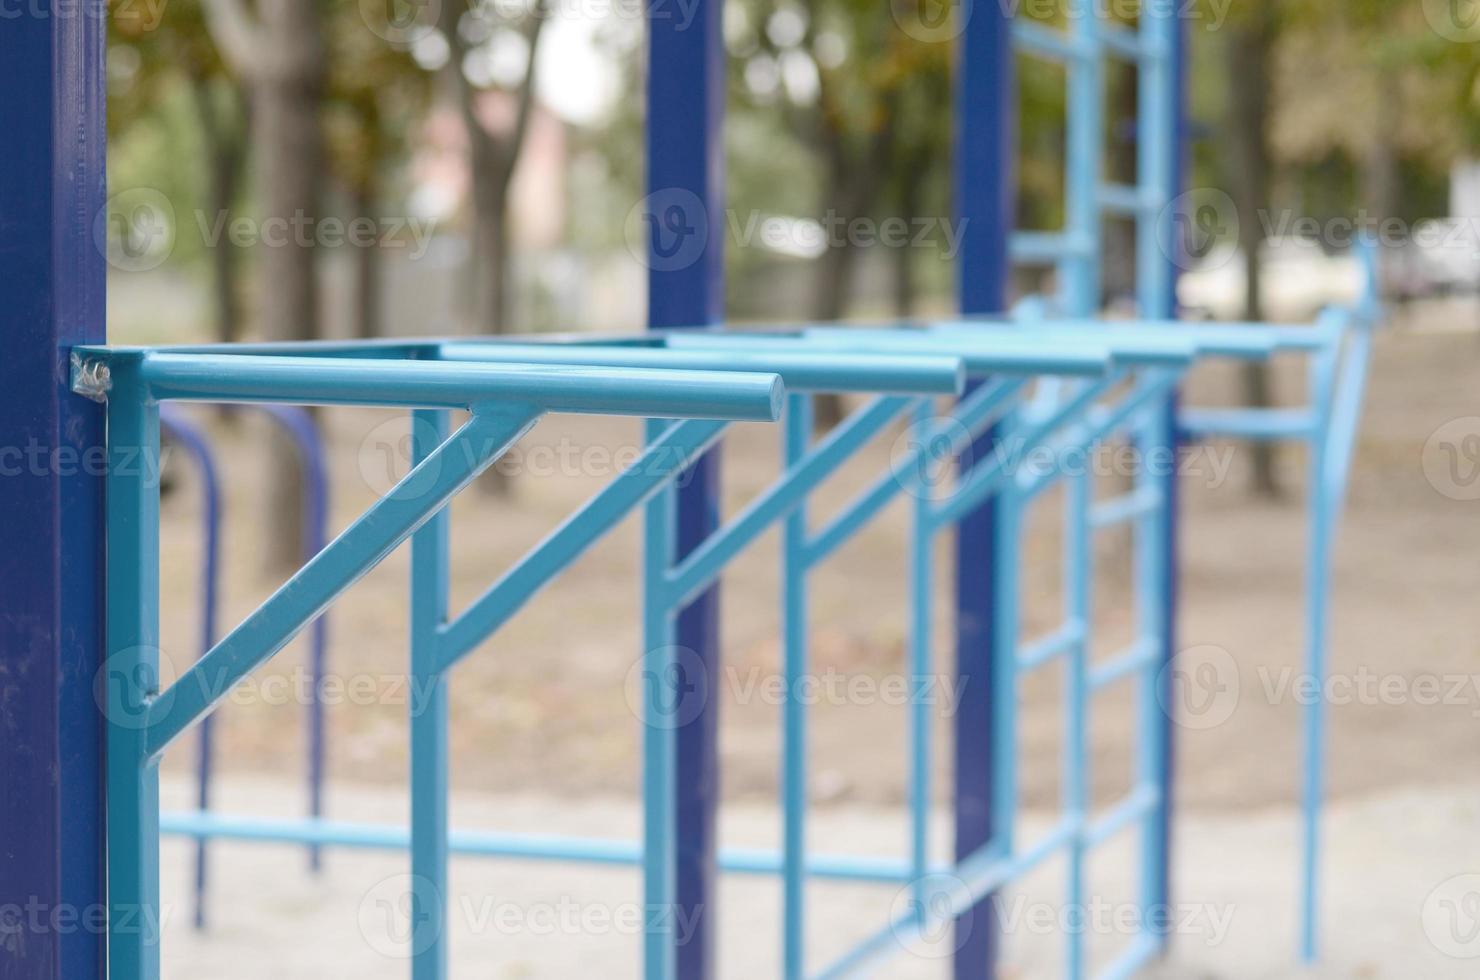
left=1226, top=5, right=1281, bottom=499
left=351, top=100, right=385, bottom=340
left=204, top=0, right=326, bottom=568
left=188, top=76, right=250, bottom=346
left=440, top=0, right=547, bottom=335
left=438, top=0, right=548, bottom=493
left=809, top=104, right=896, bottom=432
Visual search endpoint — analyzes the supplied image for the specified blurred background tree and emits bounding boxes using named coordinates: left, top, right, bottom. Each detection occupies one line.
left=105, top=0, right=1480, bottom=548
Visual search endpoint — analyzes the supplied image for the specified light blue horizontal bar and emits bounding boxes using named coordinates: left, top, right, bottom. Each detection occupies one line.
left=1012, top=20, right=1091, bottom=61
left=1090, top=486, right=1162, bottom=530
left=665, top=396, right=916, bottom=607
left=89, top=350, right=784, bottom=421
left=1010, top=231, right=1097, bottom=265
left=437, top=418, right=729, bottom=670
left=1098, top=183, right=1161, bottom=215
left=1178, top=407, right=1316, bottom=441
left=668, top=331, right=1113, bottom=378
left=157, top=811, right=918, bottom=884
left=1094, top=933, right=1161, bottom=980
left=1088, top=638, right=1158, bottom=691
left=1018, top=620, right=1086, bottom=671
left=1097, top=23, right=1150, bottom=60
left=802, top=325, right=1196, bottom=369
left=436, top=342, right=965, bottom=396
left=1083, top=786, right=1159, bottom=848
left=932, top=318, right=1332, bottom=355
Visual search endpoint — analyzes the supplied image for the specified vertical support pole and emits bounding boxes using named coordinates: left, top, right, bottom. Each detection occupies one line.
left=1300, top=330, right=1339, bottom=962
left=1062, top=13, right=1101, bottom=974
left=1063, top=464, right=1091, bottom=980
left=0, top=3, right=108, bottom=977
left=410, top=409, right=451, bottom=980
left=647, top=0, right=726, bottom=975
left=952, top=1, right=1014, bottom=977
left=1063, top=0, right=1103, bottom=318
left=907, top=400, right=935, bottom=906
left=1141, top=6, right=1187, bottom=947
left=104, top=373, right=163, bottom=980
left=642, top=425, right=679, bottom=980
left=781, top=394, right=812, bottom=980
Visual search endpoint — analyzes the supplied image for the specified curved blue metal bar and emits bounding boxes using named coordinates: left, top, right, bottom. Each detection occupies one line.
left=157, top=405, right=221, bottom=932
left=255, top=405, right=331, bottom=873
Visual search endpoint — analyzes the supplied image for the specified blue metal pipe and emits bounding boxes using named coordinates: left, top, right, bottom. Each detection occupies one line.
left=157, top=406, right=222, bottom=932
left=437, top=342, right=966, bottom=395
left=437, top=419, right=730, bottom=671
left=143, top=406, right=541, bottom=759
left=81, top=350, right=785, bottom=421
left=255, top=405, right=331, bottom=874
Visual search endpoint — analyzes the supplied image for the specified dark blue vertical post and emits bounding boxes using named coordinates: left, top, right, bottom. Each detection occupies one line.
left=1153, top=13, right=1189, bottom=938
left=952, top=3, right=1014, bottom=979
left=0, top=3, right=108, bottom=979
left=646, top=0, right=726, bottom=976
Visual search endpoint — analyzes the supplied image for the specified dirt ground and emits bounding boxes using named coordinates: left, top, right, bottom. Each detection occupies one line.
left=148, top=298, right=1480, bottom=975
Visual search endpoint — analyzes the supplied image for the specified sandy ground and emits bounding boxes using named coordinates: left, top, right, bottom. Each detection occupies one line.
left=146, top=297, right=1480, bottom=975
left=158, top=775, right=1480, bottom=979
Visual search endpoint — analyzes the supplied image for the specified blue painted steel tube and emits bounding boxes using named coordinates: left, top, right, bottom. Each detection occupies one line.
left=1301, top=317, right=1341, bottom=962
left=437, top=419, right=730, bottom=670
left=437, top=342, right=966, bottom=395
left=798, top=327, right=1197, bottom=368
left=804, top=380, right=1027, bottom=567
left=256, top=405, right=332, bottom=873
left=0, top=6, right=108, bottom=977
left=1138, top=1, right=1182, bottom=950
left=143, top=406, right=542, bottom=759
left=664, top=396, right=918, bottom=608
left=934, top=377, right=1124, bottom=528
left=157, top=809, right=930, bottom=884
left=157, top=406, right=223, bottom=932
left=410, top=409, right=452, bottom=980
left=665, top=332, right=1113, bottom=378
left=953, top=10, right=1015, bottom=967
left=96, top=351, right=784, bottom=421
left=642, top=421, right=680, bottom=980
left=104, top=366, right=164, bottom=980
left=647, top=0, right=727, bottom=969
left=1064, top=465, right=1092, bottom=980
left=907, top=400, right=936, bottom=917
left=781, top=394, right=812, bottom=980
